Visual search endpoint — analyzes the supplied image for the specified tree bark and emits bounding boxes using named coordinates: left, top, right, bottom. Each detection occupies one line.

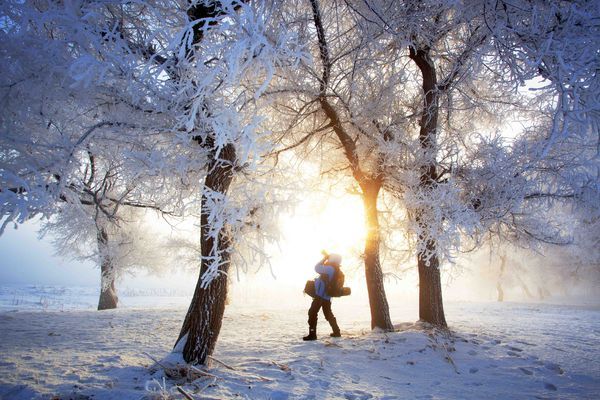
left=410, top=46, right=448, bottom=327
left=175, top=144, right=236, bottom=365
left=361, top=180, right=394, bottom=330
left=417, top=242, right=447, bottom=327
left=97, top=226, right=118, bottom=310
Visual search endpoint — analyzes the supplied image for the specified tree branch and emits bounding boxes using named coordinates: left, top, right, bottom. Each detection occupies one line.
left=309, top=0, right=366, bottom=183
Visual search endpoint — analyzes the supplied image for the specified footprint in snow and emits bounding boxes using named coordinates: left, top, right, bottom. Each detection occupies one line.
left=515, top=340, right=536, bottom=347
left=469, top=367, right=478, bottom=374
left=315, top=378, right=330, bottom=389
left=545, top=363, right=564, bottom=375
left=468, top=350, right=477, bottom=356
left=294, top=365, right=315, bottom=376
left=544, top=382, right=558, bottom=391
left=519, top=367, right=533, bottom=376
left=344, top=390, right=373, bottom=400
left=466, top=382, right=483, bottom=387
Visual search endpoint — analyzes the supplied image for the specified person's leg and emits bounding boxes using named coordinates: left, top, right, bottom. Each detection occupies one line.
left=322, top=300, right=341, bottom=337
left=304, top=297, right=322, bottom=340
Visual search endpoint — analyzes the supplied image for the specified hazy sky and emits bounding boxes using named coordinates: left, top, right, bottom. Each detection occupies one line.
left=1, top=207, right=597, bottom=306
left=0, top=218, right=201, bottom=288
left=0, top=194, right=368, bottom=289
left=0, top=219, right=98, bottom=286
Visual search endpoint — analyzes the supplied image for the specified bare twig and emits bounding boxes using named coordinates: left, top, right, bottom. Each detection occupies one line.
left=270, top=360, right=291, bottom=372
left=176, top=386, right=195, bottom=400
left=207, top=355, right=236, bottom=370
left=190, top=365, right=219, bottom=379
left=142, top=352, right=169, bottom=370
left=440, top=341, right=460, bottom=374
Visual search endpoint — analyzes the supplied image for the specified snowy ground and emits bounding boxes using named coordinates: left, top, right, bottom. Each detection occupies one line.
left=0, top=286, right=598, bottom=399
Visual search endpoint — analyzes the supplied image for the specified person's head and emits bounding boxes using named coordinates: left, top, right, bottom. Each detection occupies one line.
left=327, top=253, right=342, bottom=266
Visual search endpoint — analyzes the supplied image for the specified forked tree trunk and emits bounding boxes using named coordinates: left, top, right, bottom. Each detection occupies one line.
left=410, top=46, right=448, bottom=327
left=175, top=144, right=236, bottom=365
left=97, top=226, right=118, bottom=310
left=361, top=180, right=394, bottom=330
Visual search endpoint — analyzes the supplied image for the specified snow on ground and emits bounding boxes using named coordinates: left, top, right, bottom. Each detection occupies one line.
left=0, top=285, right=193, bottom=312
left=0, top=286, right=598, bottom=399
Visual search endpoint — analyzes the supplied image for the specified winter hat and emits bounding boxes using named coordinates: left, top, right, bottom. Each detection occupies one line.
left=327, top=253, right=342, bottom=266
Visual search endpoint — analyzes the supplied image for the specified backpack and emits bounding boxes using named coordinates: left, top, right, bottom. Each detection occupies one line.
left=304, top=279, right=316, bottom=298
left=324, top=265, right=347, bottom=297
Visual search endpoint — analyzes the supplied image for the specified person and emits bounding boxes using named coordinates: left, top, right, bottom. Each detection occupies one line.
left=303, top=252, right=342, bottom=341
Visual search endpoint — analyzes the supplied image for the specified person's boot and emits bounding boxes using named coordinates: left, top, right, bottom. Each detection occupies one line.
left=303, top=327, right=317, bottom=341
left=329, top=317, right=341, bottom=337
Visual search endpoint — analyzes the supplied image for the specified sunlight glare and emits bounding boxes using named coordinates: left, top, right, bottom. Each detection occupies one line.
left=269, top=194, right=366, bottom=285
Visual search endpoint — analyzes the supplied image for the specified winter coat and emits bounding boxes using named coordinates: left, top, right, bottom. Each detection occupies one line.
left=314, top=262, right=335, bottom=301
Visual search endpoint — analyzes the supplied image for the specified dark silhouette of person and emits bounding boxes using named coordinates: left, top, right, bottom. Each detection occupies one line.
left=303, top=252, right=342, bottom=340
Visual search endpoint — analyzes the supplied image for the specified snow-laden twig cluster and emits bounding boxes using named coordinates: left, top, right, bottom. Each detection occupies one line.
left=249, top=0, right=600, bottom=287
left=0, top=0, right=304, bottom=287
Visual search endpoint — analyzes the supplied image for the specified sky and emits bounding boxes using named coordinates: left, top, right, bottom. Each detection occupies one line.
left=0, top=217, right=195, bottom=288
left=0, top=219, right=98, bottom=286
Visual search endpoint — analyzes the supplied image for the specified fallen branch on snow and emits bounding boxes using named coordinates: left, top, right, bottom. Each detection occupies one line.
left=143, top=352, right=170, bottom=370
left=271, top=360, right=291, bottom=372
left=176, top=386, right=194, bottom=400
left=207, top=355, right=236, bottom=370
left=189, top=365, right=219, bottom=379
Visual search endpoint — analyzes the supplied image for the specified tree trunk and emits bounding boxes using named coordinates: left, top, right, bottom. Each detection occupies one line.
left=497, top=254, right=506, bottom=302
left=171, top=2, right=242, bottom=365
left=175, top=144, right=236, bottom=365
left=410, top=46, right=448, bottom=327
left=97, top=226, right=118, bottom=310
left=361, top=180, right=394, bottom=330
left=417, top=246, right=447, bottom=327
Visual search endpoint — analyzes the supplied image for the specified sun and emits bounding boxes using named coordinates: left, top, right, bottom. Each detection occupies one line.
left=269, top=194, right=366, bottom=284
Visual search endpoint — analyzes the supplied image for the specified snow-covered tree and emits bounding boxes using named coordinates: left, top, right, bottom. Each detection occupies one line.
left=1, top=0, right=301, bottom=364
left=265, top=0, right=599, bottom=328
left=343, top=0, right=599, bottom=326
left=37, top=150, right=198, bottom=310
left=0, top=0, right=204, bottom=309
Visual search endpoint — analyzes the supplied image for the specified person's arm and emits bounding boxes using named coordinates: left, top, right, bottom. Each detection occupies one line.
left=315, top=262, right=333, bottom=276
left=315, top=260, right=327, bottom=274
